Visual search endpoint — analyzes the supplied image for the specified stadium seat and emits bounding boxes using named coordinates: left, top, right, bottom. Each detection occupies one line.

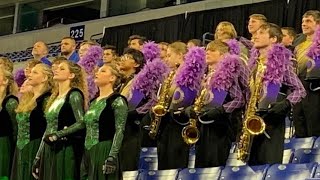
left=311, top=163, right=320, bottom=178
left=139, top=157, right=158, bottom=170
left=264, top=163, right=317, bottom=180
left=177, top=167, right=223, bottom=180
left=140, top=147, right=158, bottom=158
left=138, top=169, right=179, bottom=180
left=225, top=153, right=246, bottom=166
left=284, top=137, right=316, bottom=150
left=188, top=146, right=196, bottom=168
left=219, top=165, right=269, bottom=180
left=282, top=149, right=294, bottom=164
left=292, top=148, right=320, bottom=164
left=123, top=170, right=140, bottom=180
left=313, top=137, right=320, bottom=149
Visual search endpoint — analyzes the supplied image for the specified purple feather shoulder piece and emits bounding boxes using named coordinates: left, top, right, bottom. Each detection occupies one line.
left=226, top=39, right=241, bottom=55
left=132, top=58, right=169, bottom=97
left=174, top=46, right=206, bottom=91
left=248, top=43, right=292, bottom=85
left=210, top=54, right=240, bottom=91
left=142, top=41, right=161, bottom=62
left=307, top=25, right=320, bottom=60
left=78, top=45, right=103, bottom=74
left=14, top=68, right=26, bottom=87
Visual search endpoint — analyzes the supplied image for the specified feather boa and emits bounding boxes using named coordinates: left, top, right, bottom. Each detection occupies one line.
left=307, top=25, right=320, bottom=60
left=210, top=54, right=240, bottom=91
left=14, top=68, right=26, bottom=87
left=174, top=47, right=206, bottom=91
left=248, top=43, right=292, bottom=85
left=78, top=45, right=102, bottom=100
left=226, top=39, right=241, bottom=55
left=142, top=41, right=161, bottom=62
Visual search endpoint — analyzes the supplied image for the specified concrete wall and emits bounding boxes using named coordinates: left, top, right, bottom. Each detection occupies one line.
left=0, top=0, right=269, bottom=54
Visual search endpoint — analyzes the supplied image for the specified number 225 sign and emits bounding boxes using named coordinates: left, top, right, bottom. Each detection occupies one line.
left=70, top=25, right=85, bottom=41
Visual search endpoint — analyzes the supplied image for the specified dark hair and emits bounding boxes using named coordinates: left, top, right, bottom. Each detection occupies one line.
left=187, top=39, right=202, bottom=47
left=303, top=10, right=320, bottom=24
left=128, top=35, right=147, bottom=45
left=103, top=45, right=118, bottom=56
left=123, top=48, right=145, bottom=74
left=281, top=27, right=297, bottom=39
left=259, top=23, right=283, bottom=43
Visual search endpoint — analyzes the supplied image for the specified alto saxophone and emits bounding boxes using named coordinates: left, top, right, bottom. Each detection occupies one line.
left=149, top=65, right=178, bottom=139
left=181, top=88, right=207, bottom=145
left=237, top=61, right=266, bottom=162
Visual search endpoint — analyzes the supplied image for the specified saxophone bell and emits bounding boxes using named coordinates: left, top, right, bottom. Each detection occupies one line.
left=181, top=118, right=200, bottom=145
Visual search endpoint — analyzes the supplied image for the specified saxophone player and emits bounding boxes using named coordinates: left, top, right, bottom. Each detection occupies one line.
left=245, top=23, right=306, bottom=165
left=156, top=42, right=206, bottom=170
left=183, top=40, right=246, bottom=168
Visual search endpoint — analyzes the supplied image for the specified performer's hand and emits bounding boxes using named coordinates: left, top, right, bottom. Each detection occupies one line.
left=184, top=106, right=197, bottom=119
left=32, top=157, right=40, bottom=179
left=102, top=156, right=117, bottom=174
left=200, top=106, right=224, bottom=123
left=268, top=99, right=291, bottom=116
left=43, top=133, right=58, bottom=145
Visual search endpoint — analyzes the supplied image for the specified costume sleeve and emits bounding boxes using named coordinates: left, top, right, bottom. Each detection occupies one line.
left=108, top=96, right=128, bottom=158
left=55, top=91, right=85, bottom=138
left=6, top=98, right=18, bottom=140
left=223, top=80, right=244, bottom=113
left=283, top=62, right=307, bottom=105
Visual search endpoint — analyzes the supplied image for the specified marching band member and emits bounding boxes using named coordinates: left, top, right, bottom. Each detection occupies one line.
left=0, top=68, right=18, bottom=180
left=156, top=42, right=206, bottom=170
left=241, top=23, right=306, bottom=165
left=11, top=64, right=52, bottom=180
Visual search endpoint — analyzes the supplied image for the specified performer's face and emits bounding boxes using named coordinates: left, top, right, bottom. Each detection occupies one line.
left=253, top=28, right=277, bottom=49
left=28, top=64, right=47, bottom=86
left=103, top=49, right=114, bottom=63
left=248, top=18, right=264, bottom=34
left=0, top=71, right=8, bottom=87
left=119, top=54, right=139, bottom=71
left=302, top=15, right=318, bottom=36
left=129, top=39, right=142, bottom=51
left=95, top=65, right=115, bottom=87
left=20, top=80, right=32, bottom=94
left=166, top=47, right=182, bottom=69
left=158, top=44, right=168, bottom=60
left=206, top=49, right=223, bottom=65
left=281, top=29, right=294, bottom=46
left=53, top=62, right=74, bottom=81
left=61, top=39, right=76, bottom=55
left=79, top=44, right=91, bottom=60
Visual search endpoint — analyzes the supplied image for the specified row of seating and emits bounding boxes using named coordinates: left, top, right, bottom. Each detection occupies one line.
left=123, top=163, right=320, bottom=180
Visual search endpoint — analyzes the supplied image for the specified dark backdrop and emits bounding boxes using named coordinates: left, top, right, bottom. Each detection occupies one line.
left=101, top=0, right=320, bottom=54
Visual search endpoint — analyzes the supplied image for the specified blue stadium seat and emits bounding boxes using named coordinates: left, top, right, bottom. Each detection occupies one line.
left=140, top=147, right=157, bottom=158
left=313, top=137, right=320, bottom=149
left=311, top=163, right=320, bottom=178
left=138, top=169, right=179, bottom=180
left=292, top=148, right=320, bottom=164
left=264, top=163, right=317, bottom=180
left=219, top=165, right=269, bottom=180
left=123, top=170, right=140, bottom=180
left=225, top=153, right=246, bottom=166
left=282, top=149, right=294, bottom=164
left=177, top=167, right=222, bottom=180
left=284, top=137, right=316, bottom=150
left=139, top=157, right=158, bottom=170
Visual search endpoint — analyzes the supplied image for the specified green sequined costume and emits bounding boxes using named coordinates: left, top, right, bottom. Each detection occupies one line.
left=37, top=89, right=85, bottom=180
left=81, top=93, right=127, bottom=180
left=11, top=92, right=49, bottom=180
left=0, top=95, right=18, bottom=180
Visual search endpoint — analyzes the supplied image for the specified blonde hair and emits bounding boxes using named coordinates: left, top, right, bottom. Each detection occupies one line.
left=0, top=69, right=18, bottom=96
left=214, top=21, right=238, bottom=40
left=105, top=63, right=122, bottom=89
left=206, top=40, right=230, bottom=54
left=168, top=42, right=188, bottom=55
left=0, top=57, right=13, bottom=73
left=249, top=14, right=267, bottom=23
left=46, top=61, right=88, bottom=111
left=16, top=64, right=53, bottom=113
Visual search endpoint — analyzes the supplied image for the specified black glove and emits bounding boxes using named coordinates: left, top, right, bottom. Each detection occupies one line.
left=43, top=133, right=58, bottom=145
left=200, top=106, right=225, bottom=123
left=103, top=156, right=117, bottom=174
left=32, top=157, right=40, bottom=179
left=268, top=99, right=291, bottom=116
left=183, top=106, right=197, bottom=119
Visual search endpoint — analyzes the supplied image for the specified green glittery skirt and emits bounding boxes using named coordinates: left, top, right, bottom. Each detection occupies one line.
left=11, top=138, right=42, bottom=180
left=81, top=140, right=120, bottom=180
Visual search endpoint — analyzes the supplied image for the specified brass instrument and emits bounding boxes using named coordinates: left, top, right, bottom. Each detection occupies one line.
left=181, top=88, right=207, bottom=145
left=237, top=61, right=266, bottom=162
left=149, top=65, right=178, bottom=139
